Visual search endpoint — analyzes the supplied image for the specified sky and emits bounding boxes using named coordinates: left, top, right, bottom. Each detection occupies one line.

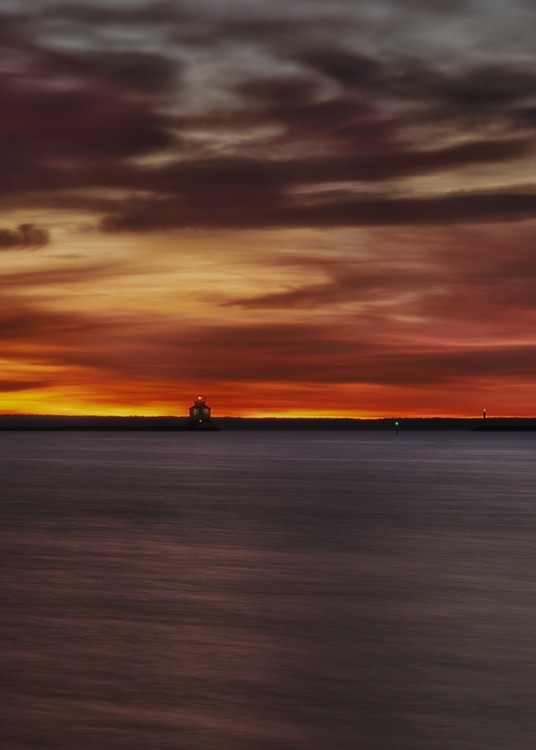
left=1, top=0, right=535, bottom=417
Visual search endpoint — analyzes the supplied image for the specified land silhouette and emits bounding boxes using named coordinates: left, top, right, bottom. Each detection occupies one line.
left=0, top=415, right=535, bottom=431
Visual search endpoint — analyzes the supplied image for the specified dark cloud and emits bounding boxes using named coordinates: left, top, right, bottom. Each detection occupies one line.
left=121, top=323, right=536, bottom=387
left=0, top=34, right=178, bottom=199
left=385, top=0, right=471, bottom=10
left=0, top=380, right=52, bottom=393
left=0, top=1, right=533, bottom=236
left=232, top=78, right=402, bottom=152
left=0, top=79, right=176, bottom=167
left=79, top=50, right=182, bottom=95
left=435, top=65, right=536, bottom=110
left=0, top=224, right=49, bottom=249
left=0, top=308, right=109, bottom=342
left=367, top=345, right=536, bottom=385
left=35, top=1, right=188, bottom=26
left=511, top=105, right=536, bottom=128
left=293, top=191, right=536, bottom=228
left=100, top=188, right=536, bottom=232
left=299, top=47, right=536, bottom=117
left=300, top=48, right=383, bottom=91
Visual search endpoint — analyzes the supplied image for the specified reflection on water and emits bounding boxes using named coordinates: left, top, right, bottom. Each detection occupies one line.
left=1, top=431, right=536, bottom=749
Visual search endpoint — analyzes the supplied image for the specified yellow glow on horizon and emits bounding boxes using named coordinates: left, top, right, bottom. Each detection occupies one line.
left=2, top=215, right=535, bottom=420
left=1, top=402, right=525, bottom=419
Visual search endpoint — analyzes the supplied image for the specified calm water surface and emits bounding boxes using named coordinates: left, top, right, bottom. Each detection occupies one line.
left=1, top=430, right=536, bottom=749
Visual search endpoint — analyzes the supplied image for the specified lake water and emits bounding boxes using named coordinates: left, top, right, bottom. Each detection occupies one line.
left=1, top=430, right=535, bottom=749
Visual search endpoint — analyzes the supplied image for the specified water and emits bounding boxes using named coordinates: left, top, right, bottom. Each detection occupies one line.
left=1, top=430, right=535, bottom=749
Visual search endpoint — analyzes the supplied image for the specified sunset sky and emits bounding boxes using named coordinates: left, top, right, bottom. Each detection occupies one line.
left=1, top=0, right=535, bottom=417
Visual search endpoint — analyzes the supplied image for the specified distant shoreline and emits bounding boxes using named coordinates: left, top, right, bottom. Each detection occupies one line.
left=1, top=415, right=535, bottom=431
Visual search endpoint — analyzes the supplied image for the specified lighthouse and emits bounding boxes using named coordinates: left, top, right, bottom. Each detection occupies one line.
left=186, top=395, right=219, bottom=430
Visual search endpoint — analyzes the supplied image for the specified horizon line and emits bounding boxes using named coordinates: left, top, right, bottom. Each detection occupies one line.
left=1, top=413, right=534, bottom=421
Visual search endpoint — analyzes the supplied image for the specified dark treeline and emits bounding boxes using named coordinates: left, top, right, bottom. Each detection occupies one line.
left=1, top=415, right=535, bottom=431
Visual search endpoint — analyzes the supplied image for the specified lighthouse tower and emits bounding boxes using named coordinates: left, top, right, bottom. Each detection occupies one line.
left=186, top=395, right=218, bottom=430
